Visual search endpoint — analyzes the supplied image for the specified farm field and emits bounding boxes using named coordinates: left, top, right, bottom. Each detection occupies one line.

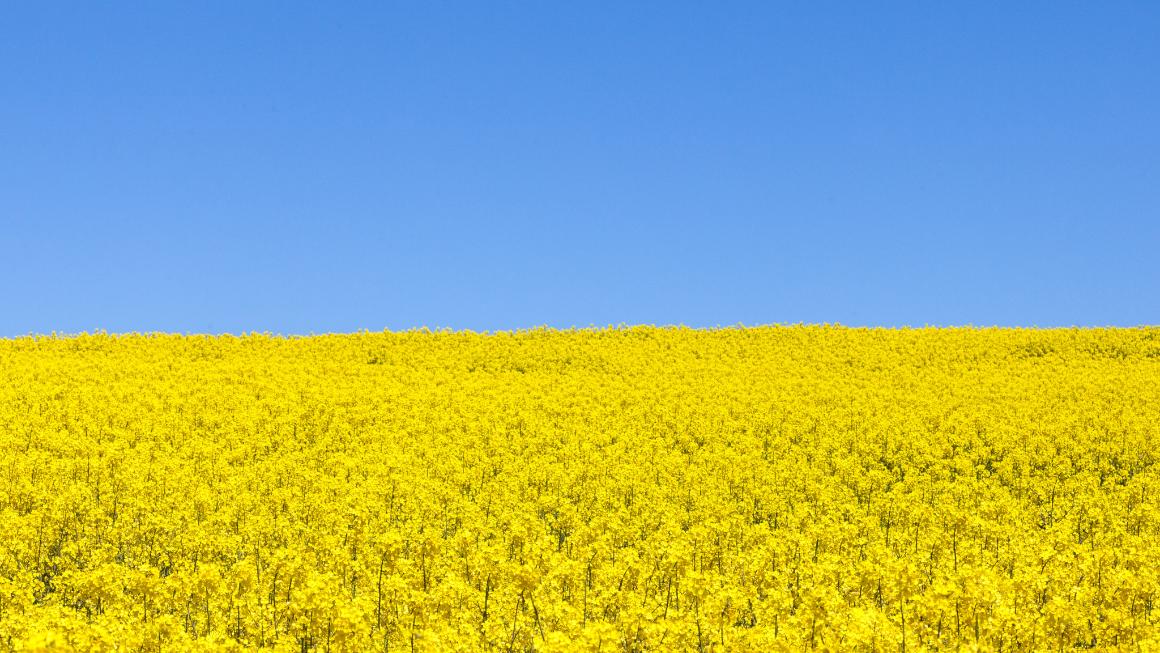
left=1, top=326, right=1158, bottom=652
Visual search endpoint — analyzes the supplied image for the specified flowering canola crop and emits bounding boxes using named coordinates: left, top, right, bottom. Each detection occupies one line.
left=1, top=327, right=1158, bottom=652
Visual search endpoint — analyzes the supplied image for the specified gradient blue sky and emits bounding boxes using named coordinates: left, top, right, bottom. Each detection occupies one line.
left=2, top=3, right=1157, bottom=334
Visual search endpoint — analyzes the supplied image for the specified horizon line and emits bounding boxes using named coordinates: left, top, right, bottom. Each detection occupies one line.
left=3, top=323, right=1158, bottom=339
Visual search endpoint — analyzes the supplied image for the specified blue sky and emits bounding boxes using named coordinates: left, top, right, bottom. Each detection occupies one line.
left=2, top=3, right=1157, bottom=334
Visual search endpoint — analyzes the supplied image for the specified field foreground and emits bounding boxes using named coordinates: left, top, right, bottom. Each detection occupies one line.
left=1, top=327, right=1158, bottom=652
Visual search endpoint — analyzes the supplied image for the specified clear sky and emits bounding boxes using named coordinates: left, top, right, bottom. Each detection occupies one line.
left=2, top=3, right=1157, bottom=335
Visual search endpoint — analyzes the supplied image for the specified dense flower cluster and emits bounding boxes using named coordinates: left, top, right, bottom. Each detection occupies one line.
left=1, top=327, right=1158, bottom=651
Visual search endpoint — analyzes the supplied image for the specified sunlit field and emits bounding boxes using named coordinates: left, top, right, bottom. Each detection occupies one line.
left=1, top=327, right=1158, bottom=651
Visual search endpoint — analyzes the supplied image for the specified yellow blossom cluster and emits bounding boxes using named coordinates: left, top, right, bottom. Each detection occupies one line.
left=1, top=326, right=1158, bottom=651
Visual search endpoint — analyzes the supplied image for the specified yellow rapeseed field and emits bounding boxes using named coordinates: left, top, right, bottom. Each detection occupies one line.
left=1, top=326, right=1158, bottom=652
